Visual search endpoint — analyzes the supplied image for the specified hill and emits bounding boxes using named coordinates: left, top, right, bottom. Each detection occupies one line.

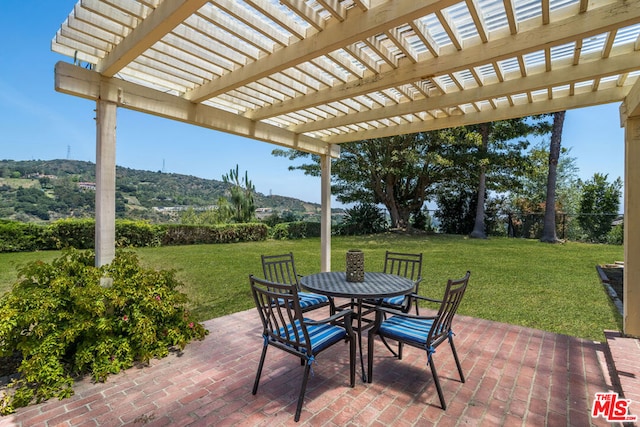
left=0, top=159, right=332, bottom=223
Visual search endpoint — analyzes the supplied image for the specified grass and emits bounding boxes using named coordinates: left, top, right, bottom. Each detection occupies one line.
left=0, top=234, right=623, bottom=342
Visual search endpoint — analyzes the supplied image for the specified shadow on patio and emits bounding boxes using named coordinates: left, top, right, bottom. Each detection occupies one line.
left=0, top=307, right=637, bottom=426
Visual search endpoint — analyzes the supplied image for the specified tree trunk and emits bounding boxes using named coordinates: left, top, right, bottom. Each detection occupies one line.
left=470, top=123, right=489, bottom=239
left=384, top=195, right=402, bottom=229
left=540, top=111, right=566, bottom=243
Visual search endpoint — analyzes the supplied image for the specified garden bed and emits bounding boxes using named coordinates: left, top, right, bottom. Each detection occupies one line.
left=596, top=263, right=624, bottom=317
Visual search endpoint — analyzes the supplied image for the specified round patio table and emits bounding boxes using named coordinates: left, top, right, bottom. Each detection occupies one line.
left=300, top=272, right=414, bottom=381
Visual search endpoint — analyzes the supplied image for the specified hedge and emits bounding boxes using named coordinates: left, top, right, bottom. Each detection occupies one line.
left=0, top=219, right=272, bottom=252
left=0, top=220, right=326, bottom=252
left=0, top=221, right=55, bottom=252
left=159, top=223, right=268, bottom=245
left=270, top=221, right=321, bottom=240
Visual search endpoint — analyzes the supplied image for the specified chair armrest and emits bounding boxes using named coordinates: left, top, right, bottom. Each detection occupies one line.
left=305, top=309, right=353, bottom=325
left=412, top=294, right=443, bottom=304
left=305, top=309, right=355, bottom=336
left=374, top=305, right=438, bottom=321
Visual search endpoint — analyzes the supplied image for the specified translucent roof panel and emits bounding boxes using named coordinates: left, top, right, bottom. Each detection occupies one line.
left=51, top=0, right=640, bottom=153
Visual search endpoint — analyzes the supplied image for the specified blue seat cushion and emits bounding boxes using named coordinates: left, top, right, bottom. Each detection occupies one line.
left=382, top=295, right=406, bottom=306
left=278, top=319, right=347, bottom=353
left=378, top=316, right=434, bottom=346
left=298, top=291, right=329, bottom=309
left=274, top=292, right=328, bottom=310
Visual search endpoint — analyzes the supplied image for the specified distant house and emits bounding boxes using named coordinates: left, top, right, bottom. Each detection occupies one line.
left=78, top=182, right=96, bottom=191
left=255, top=207, right=273, bottom=219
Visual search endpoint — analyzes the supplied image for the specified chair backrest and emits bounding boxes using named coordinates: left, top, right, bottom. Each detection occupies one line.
left=261, top=252, right=300, bottom=289
left=383, top=251, right=423, bottom=281
left=428, top=271, right=471, bottom=347
left=249, top=275, right=311, bottom=355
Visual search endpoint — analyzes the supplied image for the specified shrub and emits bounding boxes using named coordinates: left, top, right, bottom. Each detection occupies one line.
left=334, top=203, right=387, bottom=235
left=48, top=218, right=95, bottom=249
left=270, top=222, right=321, bottom=240
left=115, top=220, right=161, bottom=247
left=577, top=173, right=622, bottom=243
left=159, top=223, right=268, bottom=245
left=0, top=249, right=208, bottom=415
left=0, top=220, right=270, bottom=253
left=0, top=221, right=54, bottom=252
left=606, top=223, right=624, bottom=245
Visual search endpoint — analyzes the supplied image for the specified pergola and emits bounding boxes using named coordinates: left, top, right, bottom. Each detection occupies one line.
left=52, top=0, right=640, bottom=337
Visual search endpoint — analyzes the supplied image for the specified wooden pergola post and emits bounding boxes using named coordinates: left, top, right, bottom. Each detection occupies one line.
left=320, top=153, right=332, bottom=272
left=623, top=118, right=640, bottom=337
left=95, top=99, right=117, bottom=268
left=621, top=81, right=640, bottom=338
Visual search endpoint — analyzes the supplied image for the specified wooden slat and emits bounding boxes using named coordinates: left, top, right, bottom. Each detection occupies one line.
left=322, top=85, right=630, bottom=143
left=435, top=8, right=462, bottom=51
left=279, top=0, right=325, bottom=32
left=55, top=61, right=339, bottom=156
left=212, top=0, right=292, bottom=47
left=248, top=1, right=640, bottom=120
left=245, top=0, right=311, bottom=39
left=291, top=51, right=640, bottom=133
left=466, top=0, right=488, bottom=43
left=98, top=0, right=210, bottom=76
left=316, top=0, right=348, bottom=22
left=503, top=0, right=518, bottom=35
left=186, top=0, right=461, bottom=102
left=195, top=5, right=275, bottom=54
left=385, top=27, right=418, bottom=63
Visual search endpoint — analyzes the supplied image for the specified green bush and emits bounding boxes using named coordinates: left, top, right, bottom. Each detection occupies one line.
left=0, top=249, right=207, bottom=415
left=159, top=223, right=267, bottom=245
left=270, top=221, right=321, bottom=240
left=116, top=220, right=161, bottom=247
left=606, top=223, right=624, bottom=245
left=335, top=203, right=387, bottom=235
left=48, top=218, right=95, bottom=249
left=0, top=221, right=54, bottom=252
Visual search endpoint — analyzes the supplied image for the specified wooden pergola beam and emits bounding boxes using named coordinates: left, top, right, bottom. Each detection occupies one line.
left=293, top=51, right=640, bottom=133
left=249, top=0, right=640, bottom=121
left=323, top=86, right=628, bottom=143
left=98, top=0, right=210, bottom=76
left=55, top=61, right=339, bottom=158
left=185, top=0, right=460, bottom=103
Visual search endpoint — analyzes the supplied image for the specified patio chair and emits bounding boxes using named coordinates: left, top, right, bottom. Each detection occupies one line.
left=261, top=252, right=333, bottom=313
left=249, top=275, right=356, bottom=422
left=379, top=251, right=423, bottom=314
left=367, top=271, right=471, bottom=410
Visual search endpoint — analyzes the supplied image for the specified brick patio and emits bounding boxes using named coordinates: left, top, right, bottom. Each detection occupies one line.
left=0, top=306, right=637, bottom=426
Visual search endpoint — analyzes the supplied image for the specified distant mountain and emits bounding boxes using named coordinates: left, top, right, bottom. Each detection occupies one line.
left=0, top=159, right=332, bottom=223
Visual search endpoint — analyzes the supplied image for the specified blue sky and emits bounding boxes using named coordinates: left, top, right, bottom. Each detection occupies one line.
left=0, top=1, right=626, bottom=207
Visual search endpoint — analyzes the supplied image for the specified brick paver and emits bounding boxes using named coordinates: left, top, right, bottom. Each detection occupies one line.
left=0, top=308, right=636, bottom=426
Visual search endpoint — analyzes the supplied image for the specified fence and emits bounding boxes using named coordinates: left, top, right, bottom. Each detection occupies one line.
left=423, top=210, right=623, bottom=243
left=504, top=212, right=623, bottom=242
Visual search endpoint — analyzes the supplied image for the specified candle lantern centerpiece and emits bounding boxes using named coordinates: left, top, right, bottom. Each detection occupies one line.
left=346, top=249, right=365, bottom=282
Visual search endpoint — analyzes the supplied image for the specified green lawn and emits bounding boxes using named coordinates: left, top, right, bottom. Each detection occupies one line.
left=0, top=234, right=623, bottom=342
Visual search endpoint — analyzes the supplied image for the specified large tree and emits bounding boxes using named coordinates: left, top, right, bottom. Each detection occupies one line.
left=469, top=123, right=490, bottom=238
left=540, top=111, right=566, bottom=243
left=441, top=117, right=552, bottom=238
left=507, top=140, right=580, bottom=239
left=578, top=173, right=622, bottom=242
left=273, top=132, right=460, bottom=228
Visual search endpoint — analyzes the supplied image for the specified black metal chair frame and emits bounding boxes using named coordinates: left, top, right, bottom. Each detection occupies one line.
left=250, top=275, right=356, bottom=422
left=380, top=250, right=423, bottom=314
left=261, top=252, right=333, bottom=313
left=367, top=271, right=471, bottom=410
